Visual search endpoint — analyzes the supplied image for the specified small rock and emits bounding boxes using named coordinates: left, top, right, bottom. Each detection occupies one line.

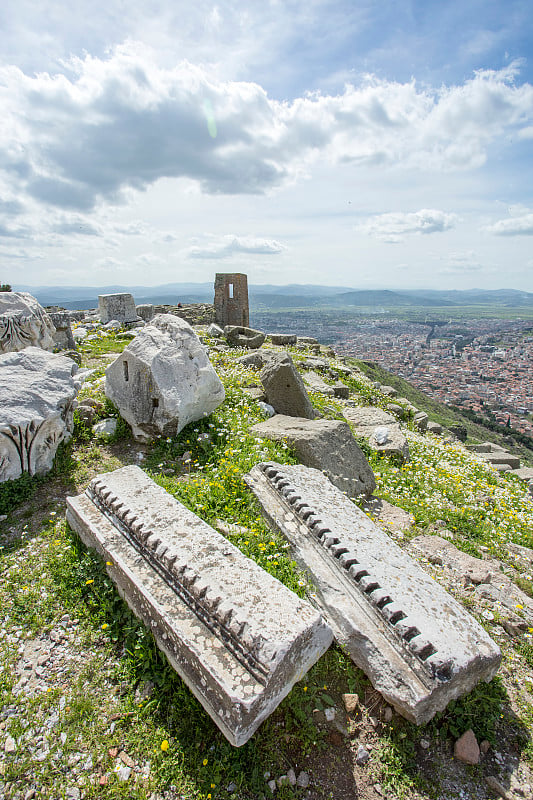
left=226, top=782, right=237, bottom=792
left=65, top=789, right=80, bottom=800
left=286, top=768, right=296, bottom=786
left=108, top=747, right=119, bottom=758
left=93, top=418, right=117, bottom=437
left=119, top=751, right=134, bottom=768
left=24, top=789, right=36, bottom=800
left=324, top=707, right=336, bottom=722
left=355, top=745, right=370, bottom=765
left=485, top=775, right=513, bottom=799
left=297, top=771, right=310, bottom=788
left=267, top=779, right=277, bottom=793
left=342, top=693, right=359, bottom=714
left=99, top=775, right=109, bottom=786
left=454, top=729, right=480, bottom=765
left=420, top=739, right=430, bottom=750
left=277, top=775, right=290, bottom=788
left=480, top=740, right=491, bottom=755
left=383, top=706, right=393, bottom=722
left=115, top=765, right=132, bottom=782
left=4, top=735, right=16, bottom=753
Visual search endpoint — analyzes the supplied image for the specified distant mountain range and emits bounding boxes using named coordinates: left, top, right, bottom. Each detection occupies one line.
left=15, top=283, right=533, bottom=310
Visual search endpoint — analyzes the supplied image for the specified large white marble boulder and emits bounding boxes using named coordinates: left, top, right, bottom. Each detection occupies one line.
left=105, top=314, right=225, bottom=442
left=0, top=292, right=56, bottom=353
left=0, top=347, right=80, bottom=481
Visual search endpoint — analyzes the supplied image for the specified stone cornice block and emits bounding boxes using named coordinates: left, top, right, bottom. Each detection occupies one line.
left=66, top=465, right=332, bottom=746
left=244, top=462, right=501, bottom=724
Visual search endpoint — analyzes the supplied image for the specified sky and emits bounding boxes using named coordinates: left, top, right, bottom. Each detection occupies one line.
left=1, top=0, right=533, bottom=292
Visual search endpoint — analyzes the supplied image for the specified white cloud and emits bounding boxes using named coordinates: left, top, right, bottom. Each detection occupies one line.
left=187, top=234, right=286, bottom=259
left=355, top=209, right=458, bottom=242
left=0, top=47, right=531, bottom=217
left=486, top=208, right=533, bottom=235
left=517, top=126, right=533, bottom=140
left=437, top=250, right=483, bottom=274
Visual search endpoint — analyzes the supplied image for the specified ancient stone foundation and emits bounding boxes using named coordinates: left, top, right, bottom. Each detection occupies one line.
left=66, top=466, right=333, bottom=746
left=244, top=462, right=501, bottom=725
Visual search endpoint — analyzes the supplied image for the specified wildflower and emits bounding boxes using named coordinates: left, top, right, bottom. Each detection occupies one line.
left=85, top=579, right=94, bottom=585
left=203, top=758, right=208, bottom=766
left=161, top=740, right=169, bottom=751
left=106, top=561, right=113, bottom=566
left=102, top=623, right=108, bottom=630
left=303, top=686, right=308, bottom=692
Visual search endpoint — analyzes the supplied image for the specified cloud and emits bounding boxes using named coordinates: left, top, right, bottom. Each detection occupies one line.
left=51, top=217, right=102, bottom=236
left=486, top=208, right=533, bottom=236
left=0, top=47, right=531, bottom=212
left=437, top=250, right=483, bottom=274
left=187, top=235, right=286, bottom=259
left=355, top=209, right=457, bottom=242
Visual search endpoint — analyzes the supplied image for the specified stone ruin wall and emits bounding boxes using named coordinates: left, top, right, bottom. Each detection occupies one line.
left=214, top=273, right=249, bottom=328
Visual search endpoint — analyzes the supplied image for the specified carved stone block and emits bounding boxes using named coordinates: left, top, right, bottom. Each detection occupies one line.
left=66, top=466, right=333, bottom=746
left=0, top=347, right=80, bottom=481
left=0, top=292, right=56, bottom=354
left=244, top=462, right=501, bottom=725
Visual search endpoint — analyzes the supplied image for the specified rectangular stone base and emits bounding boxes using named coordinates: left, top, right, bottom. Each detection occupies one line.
left=66, top=466, right=332, bottom=746
left=244, top=462, right=501, bottom=725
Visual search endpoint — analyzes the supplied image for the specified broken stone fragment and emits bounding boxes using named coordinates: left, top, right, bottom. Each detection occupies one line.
left=343, top=406, right=409, bottom=462
left=224, top=325, right=266, bottom=349
left=454, top=729, right=480, bottom=764
left=260, top=352, right=315, bottom=419
left=0, top=292, right=56, bottom=353
left=251, top=415, right=375, bottom=498
left=105, top=314, right=225, bottom=442
left=0, top=347, right=80, bottom=482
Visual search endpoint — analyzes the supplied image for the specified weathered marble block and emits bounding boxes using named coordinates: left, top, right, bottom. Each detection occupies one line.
left=66, top=466, right=332, bottom=746
left=105, top=314, right=225, bottom=442
left=0, top=292, right=56, bottom=353
left=0, top=347, right=80, bottom=481
left=48, top=311, right=76, bottom=351
left=98, top=293, right=138, bottom=324
left=244, top=462, right=501, bottom=725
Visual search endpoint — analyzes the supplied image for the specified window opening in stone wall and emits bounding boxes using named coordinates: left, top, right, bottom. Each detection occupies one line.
left=152, top=398, right=159, bottom=408
left=123, top=361, right=129, bottom=382
left=228, top=283, right=234, bottom=299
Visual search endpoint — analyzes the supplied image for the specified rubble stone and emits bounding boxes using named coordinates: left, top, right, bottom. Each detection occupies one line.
left=343, top=406, right=409, bottom=462
left=261, top=352, right=315, bottom=419
left=251, top=415, right=375, bottom=498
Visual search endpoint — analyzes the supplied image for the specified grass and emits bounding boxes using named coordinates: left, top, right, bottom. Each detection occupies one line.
left=2, top=325, right=533, bottom=798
